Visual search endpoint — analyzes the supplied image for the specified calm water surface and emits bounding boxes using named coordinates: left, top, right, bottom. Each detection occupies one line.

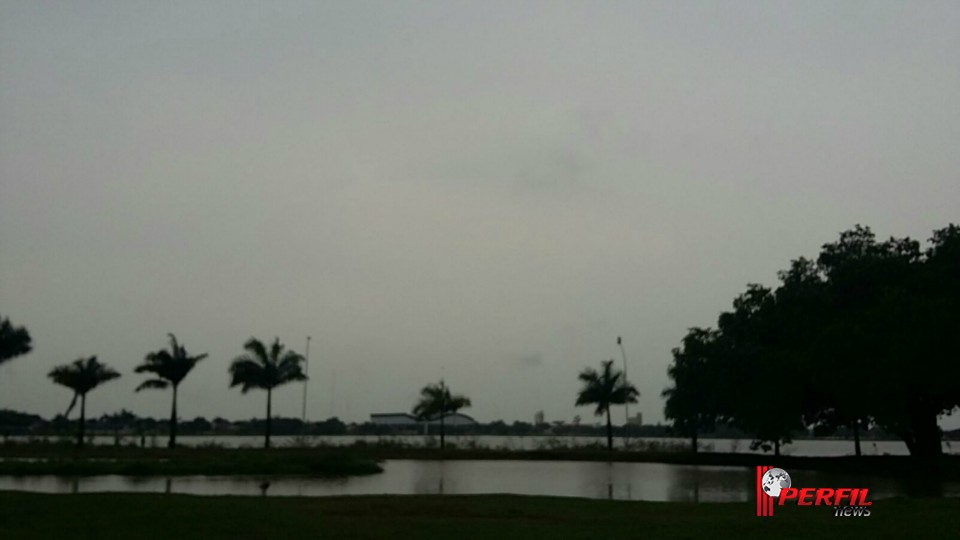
left=10, top=435, right=958, bottom=456
left=2, top=460, right=957, bottom=501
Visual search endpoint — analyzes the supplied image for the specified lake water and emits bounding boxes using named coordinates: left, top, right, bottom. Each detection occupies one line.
left=9, top=434, right=958, bottom=456
left=1, top=460, right=958, bottom=501
left=8, top=434, right=960, bottom=456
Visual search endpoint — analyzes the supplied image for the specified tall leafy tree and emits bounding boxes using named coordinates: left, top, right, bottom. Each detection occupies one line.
left=714, top=285, right=803, bottom=456
left=663, top=328, right=721, bottom=453
left=412, top=380, right=471, bottom=450
left=135, top=333, right=208, bottom=448
left=816, top=226, right=947, bottom=457
left=664, top=224, right=960, bottom=459
left=48, top=356, right=121, bottom=447
left=0, top=316, right=32, bottom=367
left=229, top=337, right=306, bottom=448
left=576, top=360, right=639, bottom=452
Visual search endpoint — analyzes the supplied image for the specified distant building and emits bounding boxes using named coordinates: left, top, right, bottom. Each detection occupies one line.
left=370, top=413, right=419, bottom=426
left=534, top=410, right=545, bottom=425
left=626, top=412, right=643, bottom=426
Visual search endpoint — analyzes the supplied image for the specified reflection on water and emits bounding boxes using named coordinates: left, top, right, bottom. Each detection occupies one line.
left=1, top=460, right=958, bottom=501
left=8, top=435, right=956, bottom=457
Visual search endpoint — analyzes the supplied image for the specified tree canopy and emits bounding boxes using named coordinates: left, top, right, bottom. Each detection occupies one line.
left=412, top=380, right=471, bottom=450
left=48, top=356, right=121, bottom=447
left=229, top=337, right=307, bottom=448
left=0, top=316, right=32, bottom=365
left=663, top=224, right=960, bottom=457
left=49, top=356, right=121, bottom=402
left=136, top=333, right=208, bottom=448
left=576, top=359, right=639, bottom=451
left=135, top=333, right=208, bottom=391
left=412, top=381, right=472, bottom=421
left=229, top=337, right=306, bottom=393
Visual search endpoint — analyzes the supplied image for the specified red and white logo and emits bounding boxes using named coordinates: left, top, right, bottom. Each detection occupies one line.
left=755, top=465, right=873, bottom=517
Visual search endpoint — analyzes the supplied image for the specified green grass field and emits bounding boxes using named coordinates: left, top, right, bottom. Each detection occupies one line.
left=0, top=492, right=957, bottom=540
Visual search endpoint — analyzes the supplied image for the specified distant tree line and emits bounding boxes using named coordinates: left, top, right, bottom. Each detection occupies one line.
left=0, top=409, right=349, bottom=441
left=0, top=407, right=667, bottom=441
left=663, top=224, right=960, bottom=458
left=9, top=406, right=954, bottom=445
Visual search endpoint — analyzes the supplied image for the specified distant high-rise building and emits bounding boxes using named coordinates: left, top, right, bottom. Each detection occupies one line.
left=534, top=410, right=545, bottom=425
left=626, top=412, right=643, bottom=426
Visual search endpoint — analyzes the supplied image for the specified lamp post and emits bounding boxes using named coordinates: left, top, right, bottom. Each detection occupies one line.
left=302, top=336, right=311, bottom=425
left=618, top=336, right=629, bottom=446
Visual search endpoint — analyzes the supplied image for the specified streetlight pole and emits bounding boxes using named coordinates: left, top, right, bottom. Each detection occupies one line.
left=618, top=336, right=629, bottom=446
left=302, top=336, right=311, bottom=425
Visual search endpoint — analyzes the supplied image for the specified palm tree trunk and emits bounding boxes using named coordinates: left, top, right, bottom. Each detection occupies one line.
left=265, top=387, right=272, bottom=449
left=774, top=440, right=780, bottom=457
left=606, top=407, right=613, bottom=452
left=169, top=385, right=178, bottom=449
left=78, top=394, right=86, bottom=448
left=853, top=420, right=861, bottom=457
left=440, top=412, right=445, bottom=451
left=692, top=429, right=698, bottom=454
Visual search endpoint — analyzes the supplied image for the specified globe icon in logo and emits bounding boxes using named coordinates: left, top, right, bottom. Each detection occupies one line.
left=761, top=468, right=791, bottom=497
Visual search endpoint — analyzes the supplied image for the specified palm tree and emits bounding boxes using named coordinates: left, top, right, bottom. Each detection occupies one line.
left=576, top=359, right=639, bottom=452
left=0, top=316, right=32, bottom=367
left=135, top=333, right=208, bottom=448
left=412, top=380, right=471, bottom=450
left=229, top=337, right=306, bottom=448
left=48, top=356, right=121, bottom=447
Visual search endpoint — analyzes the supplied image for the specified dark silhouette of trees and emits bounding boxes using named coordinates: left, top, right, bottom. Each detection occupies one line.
left=576, top=360, right=639, bottom=452
left=135, top=333, right=208, bottom=448
left=412, top=380, right=471, bottom=450
left=663, top=328, right=721, bottom=453
left=663, top=224, right=960, bottom=458
left=228, top=337, right=306, bottom=448
left=0, top=316, right=32, bottom=367
left=47, top=356, right=121, bottom=447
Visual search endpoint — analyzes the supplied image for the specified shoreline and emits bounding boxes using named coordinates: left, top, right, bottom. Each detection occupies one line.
left=1, top=444, right=958, bottom=478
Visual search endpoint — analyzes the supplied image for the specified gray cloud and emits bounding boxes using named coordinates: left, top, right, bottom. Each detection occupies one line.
left=515, top=353, right=544, bottom=368
left=1, top=1, right=958, bottom=429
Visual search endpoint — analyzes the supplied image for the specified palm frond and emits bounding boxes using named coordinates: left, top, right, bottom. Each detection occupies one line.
left=445, top=395, right=472, bottom=411
left=276, top=351, right=307, bottom=385
left=48, top=356, right=120, bottom=396
left=575, top=359, right=637, bottom=417
left=269, top=338, right=284, bottom=364
left=0, top=316, right=32, bottom=363
left=412, top=381, right=471, bottom=419
left=135, top=378, right=169, bottom=392
left=243, top=338, right=269, bottom=364
left=135, top=334, right=206, bottom=387
left=167, top=333, right=180, bottom=355
left=229, top=356, right=268, bottom=393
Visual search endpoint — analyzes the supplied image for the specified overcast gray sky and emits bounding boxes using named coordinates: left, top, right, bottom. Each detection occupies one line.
left=1, top=1, right=958, bottom=429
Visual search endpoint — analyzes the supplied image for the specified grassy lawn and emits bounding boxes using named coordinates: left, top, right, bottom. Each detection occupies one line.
left=0, top=492, right=957, bottom=540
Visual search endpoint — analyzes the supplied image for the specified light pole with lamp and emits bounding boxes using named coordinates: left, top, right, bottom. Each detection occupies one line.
left=301, top=336, right=311, bottom=430
left=617, top=336, right=630, bottom=446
